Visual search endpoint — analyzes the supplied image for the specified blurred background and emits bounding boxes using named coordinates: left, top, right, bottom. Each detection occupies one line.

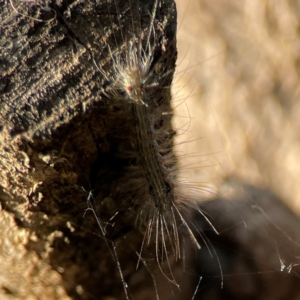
left=174, top=0, right=300, bottom=215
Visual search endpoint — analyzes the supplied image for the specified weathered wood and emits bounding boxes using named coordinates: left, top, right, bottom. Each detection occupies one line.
left=0, top=1, right=179, bottom=299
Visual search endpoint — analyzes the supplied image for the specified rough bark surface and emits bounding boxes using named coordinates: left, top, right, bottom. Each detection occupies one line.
left=0, top=1, right=179, bottom=299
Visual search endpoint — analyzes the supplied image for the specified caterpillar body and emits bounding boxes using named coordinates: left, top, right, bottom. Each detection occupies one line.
left=88, top=0, right=211, bottom=290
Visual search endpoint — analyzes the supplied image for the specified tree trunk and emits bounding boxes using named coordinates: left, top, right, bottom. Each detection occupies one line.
left=0, top=1, right=180, bottom=299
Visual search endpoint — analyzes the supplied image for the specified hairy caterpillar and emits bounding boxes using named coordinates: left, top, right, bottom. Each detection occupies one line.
left=89, top=0, right=220, bottom=292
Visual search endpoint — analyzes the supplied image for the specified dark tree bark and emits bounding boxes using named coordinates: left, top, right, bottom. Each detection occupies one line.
left=0, top=1, right=180, bottom=299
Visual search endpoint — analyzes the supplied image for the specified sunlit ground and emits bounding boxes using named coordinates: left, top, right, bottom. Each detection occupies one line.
left=174, top=0, right=300, bottom=214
